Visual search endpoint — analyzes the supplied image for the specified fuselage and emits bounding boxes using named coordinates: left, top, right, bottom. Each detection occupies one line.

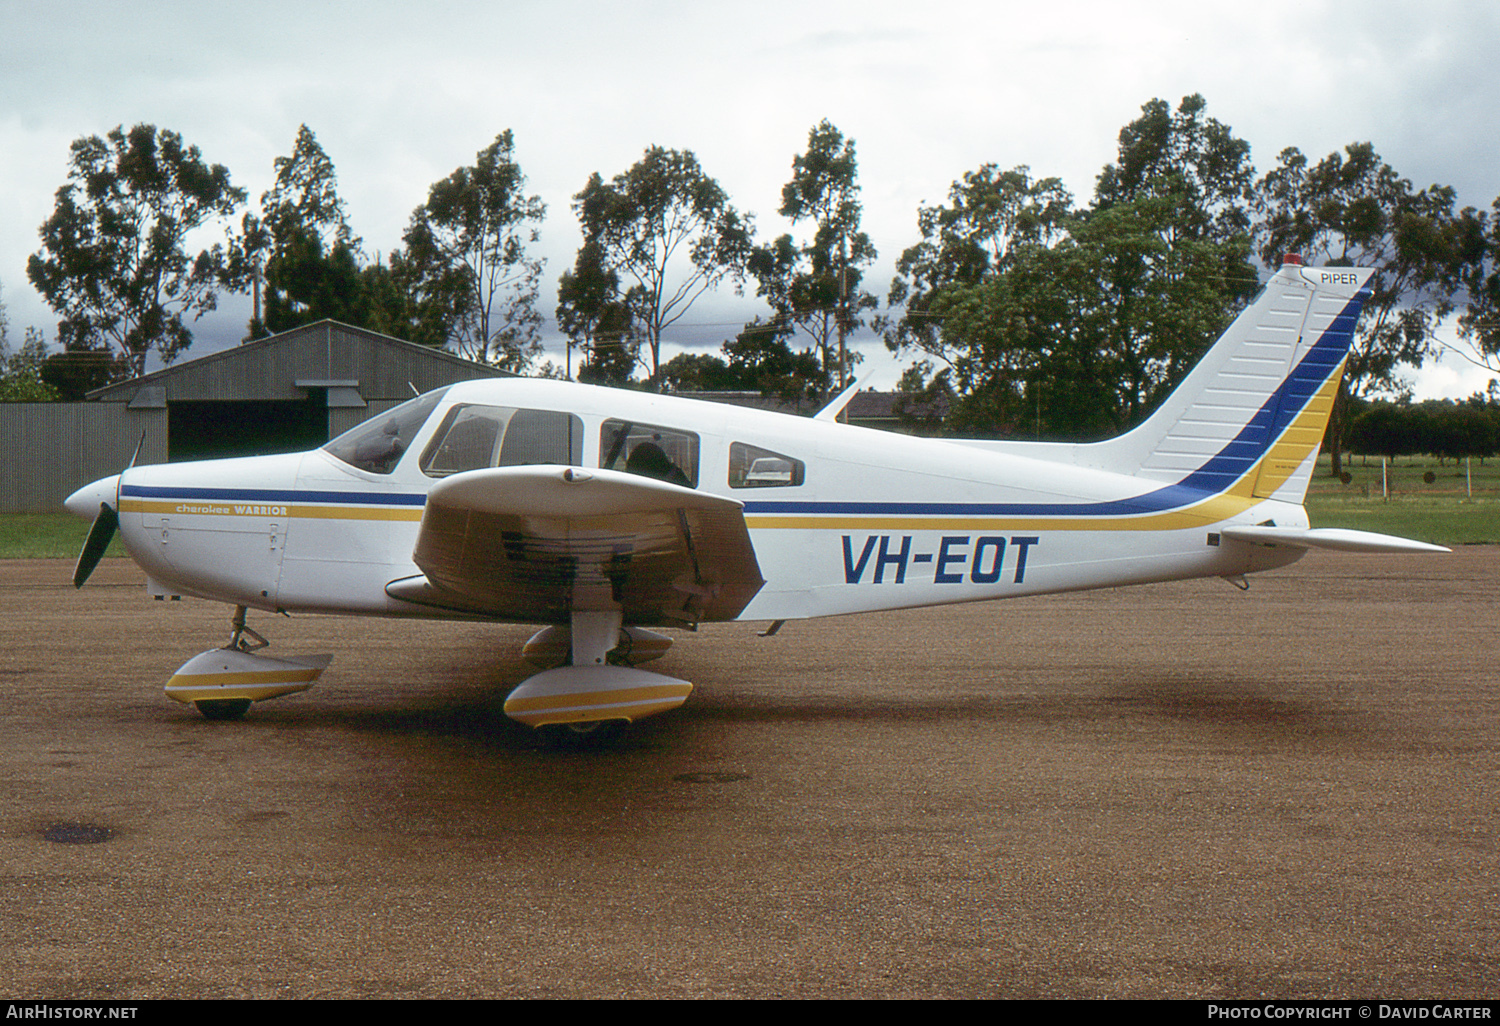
left=81, top=376, right=1306, bottom=626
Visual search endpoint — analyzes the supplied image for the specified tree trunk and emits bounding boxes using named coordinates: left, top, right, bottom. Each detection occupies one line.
left=1326, top=380, right=1350, bottom=479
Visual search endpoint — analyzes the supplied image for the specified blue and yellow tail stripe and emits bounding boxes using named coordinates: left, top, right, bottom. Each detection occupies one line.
left=743, top=288, right=1363, bottom=534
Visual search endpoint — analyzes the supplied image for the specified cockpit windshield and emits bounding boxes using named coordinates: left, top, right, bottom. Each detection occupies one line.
left=323, top=388, right=450, bottom=474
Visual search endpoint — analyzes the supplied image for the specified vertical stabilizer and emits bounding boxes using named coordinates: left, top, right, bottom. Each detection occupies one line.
left=1089, top=258, right=1373, bottom=504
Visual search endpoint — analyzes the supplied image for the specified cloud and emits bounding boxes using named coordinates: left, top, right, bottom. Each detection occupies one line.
left=4, top=0, right=1498, bottom=391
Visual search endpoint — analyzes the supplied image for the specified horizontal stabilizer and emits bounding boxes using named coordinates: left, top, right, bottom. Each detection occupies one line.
left=1220, top=525, right=1449, bottom=554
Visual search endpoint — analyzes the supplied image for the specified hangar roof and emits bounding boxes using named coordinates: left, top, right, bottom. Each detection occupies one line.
left=87, top=320, right=511, bottom=406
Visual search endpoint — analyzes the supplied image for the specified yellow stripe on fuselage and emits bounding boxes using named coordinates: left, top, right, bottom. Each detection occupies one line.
left=119, top=500, right=424, bottom=522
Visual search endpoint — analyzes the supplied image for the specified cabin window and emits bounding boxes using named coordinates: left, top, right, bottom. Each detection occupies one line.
left=729, top=442, right=805, bottom=488
left=600, top=419, right=698, bottom=488
left=420, top=404, right=583, bottom=478
left=323, top=388, right=450, bottom=474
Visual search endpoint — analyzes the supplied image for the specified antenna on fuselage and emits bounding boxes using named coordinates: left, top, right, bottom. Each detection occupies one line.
left=813, top=378, right=859, bottom=423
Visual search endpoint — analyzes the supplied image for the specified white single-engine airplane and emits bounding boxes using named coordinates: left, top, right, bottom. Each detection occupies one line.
left=66, top=257, right=1445, bottom=734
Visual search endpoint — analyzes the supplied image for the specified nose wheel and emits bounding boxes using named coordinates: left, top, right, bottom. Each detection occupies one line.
left=195, top=698, right=252, bottom=721
left=539, top=718, right=628, bottom=748
left=166, top=606, right=332, bottom=720
left=192, top=607, right=264, bottom=719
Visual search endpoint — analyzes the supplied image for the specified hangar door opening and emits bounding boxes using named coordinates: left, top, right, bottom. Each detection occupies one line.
left=168, top=397, right=330, bottom=462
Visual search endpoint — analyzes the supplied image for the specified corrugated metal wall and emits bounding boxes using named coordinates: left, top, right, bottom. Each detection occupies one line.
left=0, top=399, right=416, bottom=513
left=0, top=404, right=167, bottom=512
left=6, top=321, right=510, bottom=513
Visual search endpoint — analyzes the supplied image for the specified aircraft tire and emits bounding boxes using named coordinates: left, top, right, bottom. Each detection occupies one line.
left=539, top=719, right=627, bottom=749
left=195, top=699, right=252, bottom=721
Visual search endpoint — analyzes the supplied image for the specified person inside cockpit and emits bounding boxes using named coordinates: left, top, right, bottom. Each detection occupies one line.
left=625, top=440, right=691, bottom=487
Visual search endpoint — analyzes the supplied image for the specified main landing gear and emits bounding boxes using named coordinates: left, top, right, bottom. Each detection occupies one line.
left=506, top=610, right=692, bottom=745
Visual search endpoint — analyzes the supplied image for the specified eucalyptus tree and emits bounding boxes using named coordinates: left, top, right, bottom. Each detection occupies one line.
left=401, top=131, right=547, bottom=370
left=884, top=164, right=1073, bottom=386
left=747, top=121, right=878, bottom=398
left=556, top=233, right=640, bottom=384
left=1445, top=198, right=1500, bottom=386
left=27, top=123, right=245, bottom=379
left=1088, top=93, right=1262, bottom=402
left=260, top=124, right=359, bottom=252
left=1095, top=93, right=1258, bottom=245
left=243, top=124, right=364, bottom=337
left=571, top=147, right=753, bottom=382
left=0, top=282, right=56, bottom=401
left=1256, top=141, right=1467, bottom=475
left=720, top=321, right=825, bottom=402
left=930, top=191, right=1253, bottom=439
left=884, top=95, right=1259, bottom=439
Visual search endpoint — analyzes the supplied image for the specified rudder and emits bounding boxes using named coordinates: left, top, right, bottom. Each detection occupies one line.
left=1097, top=256, right=1373, bottom=505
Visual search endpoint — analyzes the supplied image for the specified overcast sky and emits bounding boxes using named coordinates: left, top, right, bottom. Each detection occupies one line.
left=4, top=0, right=1498, bottom=397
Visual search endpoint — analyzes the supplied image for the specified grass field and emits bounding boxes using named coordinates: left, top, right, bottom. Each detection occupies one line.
left=0, top=514, right=127, bottom=560
left=1305, top=454, right=1500, bottom=545
left=5, top=455, right=1497, bottom=559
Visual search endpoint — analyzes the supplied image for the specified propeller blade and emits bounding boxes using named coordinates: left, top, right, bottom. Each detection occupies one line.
left=73, top=502, right=119, bottom=589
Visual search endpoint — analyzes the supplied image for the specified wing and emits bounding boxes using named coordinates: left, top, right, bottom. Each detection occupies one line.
left=386, top=465, right=765, bottom=625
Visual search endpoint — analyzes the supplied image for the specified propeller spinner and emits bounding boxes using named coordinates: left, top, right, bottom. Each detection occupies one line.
left=64, top=473, right=122, bottom=588
left=66, top=432, right=144, bottom=589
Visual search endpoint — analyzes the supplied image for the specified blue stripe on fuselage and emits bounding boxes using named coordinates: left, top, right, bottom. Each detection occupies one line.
left=120, top=484, right=427, bottom=506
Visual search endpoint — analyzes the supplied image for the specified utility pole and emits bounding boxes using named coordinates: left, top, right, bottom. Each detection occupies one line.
left=837, top=231, right=848, bottom=392
left=250, top=259, right=262, bottom=340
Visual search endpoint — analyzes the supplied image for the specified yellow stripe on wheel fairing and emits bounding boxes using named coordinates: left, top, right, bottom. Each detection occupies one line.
left=504, top=681, right=693, bottom=727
